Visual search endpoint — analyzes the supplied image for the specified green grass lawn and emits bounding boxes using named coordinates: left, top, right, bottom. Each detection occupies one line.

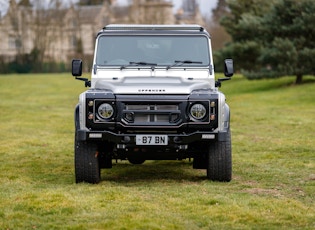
left=0, top=73, right=314, bottom=229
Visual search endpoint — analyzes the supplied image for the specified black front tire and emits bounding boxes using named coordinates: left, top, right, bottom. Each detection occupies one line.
left=74, top=107, right=100, bottom=184
left=207, top=129, right=232, bottom=182
left=75, top=139, right=101, bottom=184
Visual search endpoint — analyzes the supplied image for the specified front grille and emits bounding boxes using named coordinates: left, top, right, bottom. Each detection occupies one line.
left=122, top=103, right=182, bottom=126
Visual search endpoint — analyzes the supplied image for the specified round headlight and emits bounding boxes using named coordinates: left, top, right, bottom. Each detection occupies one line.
left=98, top=103, right=114, bottom=119
left=190, top=103, right=206, bottom=120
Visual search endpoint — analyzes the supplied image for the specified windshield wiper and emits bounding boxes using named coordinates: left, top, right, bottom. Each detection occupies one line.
left=130, top=61, right=157, bottom=66
left=120, top=61, right=157, bottom=70
left=166, top=60, right=203, bottom=70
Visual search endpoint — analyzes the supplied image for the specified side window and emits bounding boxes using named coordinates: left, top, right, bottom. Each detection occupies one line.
left=8, top=35, right=21, bottom=49
left=70, top=35, right=77, bottom=48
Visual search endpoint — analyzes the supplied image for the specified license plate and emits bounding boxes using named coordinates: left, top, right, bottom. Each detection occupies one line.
left=136, top=135, right=168, bottom=145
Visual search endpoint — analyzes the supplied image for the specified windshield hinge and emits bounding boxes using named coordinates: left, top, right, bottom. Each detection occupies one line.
left=93, top=64, right=97, bottom=75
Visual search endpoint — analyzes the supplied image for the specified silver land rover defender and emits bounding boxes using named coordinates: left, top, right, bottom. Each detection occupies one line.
left=72, top=25, right=234, bottom=183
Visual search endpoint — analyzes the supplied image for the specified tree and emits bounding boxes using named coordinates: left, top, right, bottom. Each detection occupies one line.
left=219, top=0, right=315, bottom=84
left=212, top=0, right=228, bottom=24
left=217, top=0, right=275, bottom=72
left=207, top=0, right=231, bottom=51
left=257, top=0, right=315, bottom=84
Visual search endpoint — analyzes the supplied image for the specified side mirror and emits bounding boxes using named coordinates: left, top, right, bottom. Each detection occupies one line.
left=215, top=59, right=234, bottom=87
left=72, top=59, right=82, bottom=77
left=72, top=59, right=91, bottom=87
left=224, top=59, right=234, bottom=77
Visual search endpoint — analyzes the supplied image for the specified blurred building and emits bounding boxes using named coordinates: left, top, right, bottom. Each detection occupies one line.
left=175, top=0, right=204, bottom=25
left=0, top=0, right=205, bottom=66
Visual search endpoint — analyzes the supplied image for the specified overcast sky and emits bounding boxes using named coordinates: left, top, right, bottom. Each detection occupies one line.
left=0, top=0, right=218, bottom=17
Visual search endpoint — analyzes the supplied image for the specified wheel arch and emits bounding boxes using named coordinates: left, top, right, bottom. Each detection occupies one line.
left=74, top=104, right=80, bottom=129
left=223, top=103, right=230, bottom=131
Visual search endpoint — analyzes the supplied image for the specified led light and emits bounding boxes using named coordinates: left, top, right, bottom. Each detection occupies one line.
left=190, top=103, right=206, bottom=120
left=210, top=114, right=216, bottom=120
left=88, top=113, right=94, bottom=120
left=210, top=101, right=216, bottom=107
left=88, top=100, right=94, bottom=107
left=89, top=133, right=102, bottom=138
left=202, top=134, right=215, bottom=139
left=98, top=103, right=114, bottom=119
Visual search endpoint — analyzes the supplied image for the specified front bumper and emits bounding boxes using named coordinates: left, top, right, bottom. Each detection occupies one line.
left=77, top=129, right=229, bottom=145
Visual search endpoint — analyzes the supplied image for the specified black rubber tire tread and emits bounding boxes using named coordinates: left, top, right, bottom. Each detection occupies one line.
left=207, top=129, right=232, bottom=182
left=74, top=108, right=100, bottom=183
left=75, top=140, right=100, bottom=184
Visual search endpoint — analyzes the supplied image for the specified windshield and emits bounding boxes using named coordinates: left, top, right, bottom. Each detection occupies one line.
left=95, top=35, right=210, bottom=67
